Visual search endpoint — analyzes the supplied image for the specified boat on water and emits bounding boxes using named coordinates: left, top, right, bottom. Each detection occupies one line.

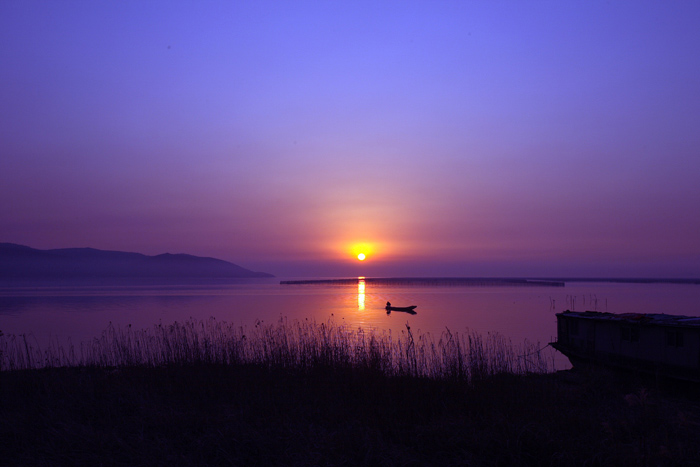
left=552, top=310, right=700, bottom=381
left=385, top=302, right=417, bottom=314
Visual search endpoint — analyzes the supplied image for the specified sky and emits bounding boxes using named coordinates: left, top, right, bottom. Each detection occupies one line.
left=1, top=1, right=699, bottom=278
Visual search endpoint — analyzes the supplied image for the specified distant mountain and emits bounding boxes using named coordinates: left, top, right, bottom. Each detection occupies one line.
left=0, top=243, right=273, bottom=279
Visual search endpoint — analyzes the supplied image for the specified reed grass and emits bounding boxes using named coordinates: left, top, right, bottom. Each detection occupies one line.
left=0, top=317, right=552, bottom=379
left=4, top=320, right=700, bottom=465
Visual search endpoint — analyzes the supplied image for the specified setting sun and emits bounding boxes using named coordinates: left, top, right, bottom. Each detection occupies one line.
left=348, top=242, right=375, bottom=262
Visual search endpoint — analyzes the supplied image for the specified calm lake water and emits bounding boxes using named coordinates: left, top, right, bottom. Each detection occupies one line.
left=2, top=278, right=700, bottom=370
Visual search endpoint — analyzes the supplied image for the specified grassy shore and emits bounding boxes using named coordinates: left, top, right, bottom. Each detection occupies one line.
left=2, top=319, right=700, bottom=466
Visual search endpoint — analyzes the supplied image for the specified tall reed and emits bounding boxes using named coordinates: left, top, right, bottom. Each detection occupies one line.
left=0, top=318, right=553, bottom=381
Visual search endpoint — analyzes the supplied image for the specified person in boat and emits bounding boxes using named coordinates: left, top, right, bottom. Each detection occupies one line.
left=386, top=301, right=391, bottom=308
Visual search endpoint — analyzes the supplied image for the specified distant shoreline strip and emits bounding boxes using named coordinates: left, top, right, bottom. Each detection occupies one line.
left=280, top=277, right=566, bottom=287
left=280, top=277, right=700, bottom=286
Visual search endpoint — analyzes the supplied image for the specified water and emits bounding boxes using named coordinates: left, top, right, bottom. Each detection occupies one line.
left=2, top=278, right=700, bottom=370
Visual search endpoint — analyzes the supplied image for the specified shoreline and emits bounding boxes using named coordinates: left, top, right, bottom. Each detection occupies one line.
left=281, top=277, right=566, bottom=286
left=3, top=317, right=700, bottom=464
left=2, top=362, right=700, bottom=465
left=281, top=276, right=700, bottom=286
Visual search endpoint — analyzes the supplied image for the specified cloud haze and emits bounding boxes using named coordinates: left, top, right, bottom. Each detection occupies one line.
left=1, top=1, right=699, bottom=277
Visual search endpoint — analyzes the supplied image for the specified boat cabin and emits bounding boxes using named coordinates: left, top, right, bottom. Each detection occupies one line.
left=552, top=310, right=700, bottom=381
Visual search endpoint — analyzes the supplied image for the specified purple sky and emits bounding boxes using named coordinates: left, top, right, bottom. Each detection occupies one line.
left=2, top=1, right=699, bottom=278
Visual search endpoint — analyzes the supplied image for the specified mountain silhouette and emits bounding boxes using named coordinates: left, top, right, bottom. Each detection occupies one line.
left=0, top=243, right=273, bottom=279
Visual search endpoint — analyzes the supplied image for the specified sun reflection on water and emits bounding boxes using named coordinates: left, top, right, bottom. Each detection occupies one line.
left=358, top=276, right=365, bottom=310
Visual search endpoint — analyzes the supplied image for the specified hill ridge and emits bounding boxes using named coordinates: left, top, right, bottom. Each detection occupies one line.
left=0, top=243, right=273, bottom=279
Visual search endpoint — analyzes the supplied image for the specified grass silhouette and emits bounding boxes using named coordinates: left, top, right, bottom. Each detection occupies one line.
left=2, top=319, right=700, bottom=465
left=1, top=317, right=551, bottom=378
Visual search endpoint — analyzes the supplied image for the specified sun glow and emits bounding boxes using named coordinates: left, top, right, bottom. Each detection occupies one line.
left=349, top=242, right=374, bottom=261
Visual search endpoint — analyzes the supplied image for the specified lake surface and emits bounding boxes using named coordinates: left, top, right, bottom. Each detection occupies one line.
left=2, top=278, right=700, bottom=370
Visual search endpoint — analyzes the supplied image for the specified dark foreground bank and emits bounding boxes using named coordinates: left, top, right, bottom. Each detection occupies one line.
left=2, top=364, right=700, bottom=466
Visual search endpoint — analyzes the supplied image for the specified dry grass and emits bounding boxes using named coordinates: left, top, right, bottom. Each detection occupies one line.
left=4, top=320, right=700, bottom=465
left=1, top=317, right=552, bottom=380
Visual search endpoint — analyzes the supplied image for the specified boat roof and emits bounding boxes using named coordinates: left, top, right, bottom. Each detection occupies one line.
left=556, top=310, right=700, bottom=327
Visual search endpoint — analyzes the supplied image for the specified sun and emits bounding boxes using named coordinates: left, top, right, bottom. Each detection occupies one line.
left=349, top=243, right=374, bottom=262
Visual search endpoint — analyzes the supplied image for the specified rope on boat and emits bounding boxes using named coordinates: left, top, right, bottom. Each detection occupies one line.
left=517, top=342, right=552, bottom=359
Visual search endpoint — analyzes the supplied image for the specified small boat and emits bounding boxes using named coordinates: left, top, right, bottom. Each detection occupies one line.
left=385, top=302, right=417, bottom=314
left=386, top=305, right=417, bottom=312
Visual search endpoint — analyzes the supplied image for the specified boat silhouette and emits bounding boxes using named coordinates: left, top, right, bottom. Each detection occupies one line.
left=385, top=301, right=417, bottom=314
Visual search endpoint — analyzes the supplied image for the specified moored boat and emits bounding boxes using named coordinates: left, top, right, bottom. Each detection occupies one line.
left=552, top=310, right=700, bottom=381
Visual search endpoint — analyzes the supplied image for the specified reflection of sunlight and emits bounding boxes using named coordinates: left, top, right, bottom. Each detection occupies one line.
left=358, top=277, right=365, bottom=310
